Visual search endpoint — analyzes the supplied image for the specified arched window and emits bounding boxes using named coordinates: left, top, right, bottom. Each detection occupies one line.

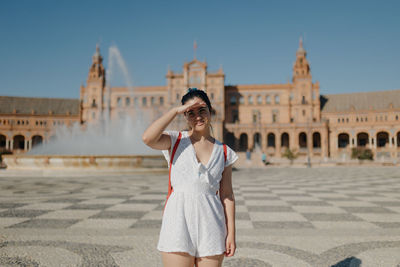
left=32, top=135, right=43, bottom=148
left=338, top=133, right=350, bottom=148
left=13, top=135, right=25, bottom=150
left=239, top=133, right=248, bottom=151
left=257, top=95, right=262, bottom=104
left=248, top=95, right=253, bottom=105
left=281, top=133, right=289, bottom=147
left=299, top=132, right=307, bottom=148
left=0, top=134, right=6, bottom=148
left=377, top=132, right=389, bottom=147
left=313, top=132, right=321, bottom=148
left=275, top=95, right=280, bottom=104
left=357, top=132, right=369, bottom=147
left=267, top=133, right=275, bottom=147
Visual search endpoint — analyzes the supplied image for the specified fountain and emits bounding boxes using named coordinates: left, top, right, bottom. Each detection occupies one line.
left=3, top=45, right=166, bottom=171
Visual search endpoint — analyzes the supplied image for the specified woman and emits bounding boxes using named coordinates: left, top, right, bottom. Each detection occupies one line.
left=142, top=88, right=237, bottom=267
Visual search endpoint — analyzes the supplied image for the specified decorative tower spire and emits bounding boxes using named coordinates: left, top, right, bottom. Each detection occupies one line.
left=297, top=37, right=305, bottom=55
left=92, top=44, right=102, bottom=65
left=292, top=37, right=311, bottom=82
left=88, top=44, right=105, bottom=83
left=193, top=40, right=197, bottom=60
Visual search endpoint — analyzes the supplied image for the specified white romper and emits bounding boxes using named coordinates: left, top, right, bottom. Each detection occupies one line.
left=157, top=131, right=238, bottom=257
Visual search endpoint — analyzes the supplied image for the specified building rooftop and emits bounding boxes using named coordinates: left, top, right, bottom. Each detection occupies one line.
left=0, top=96, right=80, bottom=116
left=321, top=89, right=400, bottom=113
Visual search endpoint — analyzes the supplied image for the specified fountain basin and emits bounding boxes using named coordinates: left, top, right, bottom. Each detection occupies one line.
left=2, top=154, right=167, bottom=170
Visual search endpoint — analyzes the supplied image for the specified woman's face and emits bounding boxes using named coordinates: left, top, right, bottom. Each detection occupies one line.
left=184, top=97, right=211, bottom=132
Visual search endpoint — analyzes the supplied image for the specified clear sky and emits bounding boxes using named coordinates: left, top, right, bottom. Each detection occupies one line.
left=0, top=0, right=399, bottom=99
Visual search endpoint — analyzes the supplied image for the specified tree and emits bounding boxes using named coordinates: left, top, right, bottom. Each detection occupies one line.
left=282, top=148, right=298, bottom=164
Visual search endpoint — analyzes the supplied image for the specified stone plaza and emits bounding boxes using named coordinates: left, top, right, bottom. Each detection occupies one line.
left=0, top=167, right=400, bottom=266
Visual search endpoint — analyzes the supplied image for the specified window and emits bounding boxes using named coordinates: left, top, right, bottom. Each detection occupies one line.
left=302, top=110, right=306, bottom=116
left=176, top=93, right=180, bottom=101
left=117, top=97, right=122, bottom=107
left=232, top=109, right=238, bottom=122
left=125, top=97, right=130, bottom=106
left=230, top=96, right=237, bottom=105
left=142, top=97, right=147, bottom=106
left=266, top=95, right=271, bottom=104
left=211, top=93, right=214, bottom=100
left=134, top=97, right=138, bottom=106
left=239, top=96, right=244, bottom=104
left=160, top=97, right=164, bottom=106
left=151, top=97, right=155, bottom=105
left=248, top=95, right=253, bottom=105
left=275, top=95, right=280, bottom=104
left=346, top=118, right=349, bottom=122
left=272, top=114, right=277, bottom=123
left=356, top=117, right=359, bottom=122
left=257, top=95, right=262, bottom=104
left=396, top=115, right=399, bottom=121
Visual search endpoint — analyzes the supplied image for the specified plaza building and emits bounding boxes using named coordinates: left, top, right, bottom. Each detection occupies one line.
left=1, top=41, right=399, bottom=161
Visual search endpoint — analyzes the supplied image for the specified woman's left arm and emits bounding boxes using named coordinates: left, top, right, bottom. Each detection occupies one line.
left=219, top=165, right=236, bottom=257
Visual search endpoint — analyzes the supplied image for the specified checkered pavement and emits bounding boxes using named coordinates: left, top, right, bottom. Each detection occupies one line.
left=1, top=168, right=400, bottom=231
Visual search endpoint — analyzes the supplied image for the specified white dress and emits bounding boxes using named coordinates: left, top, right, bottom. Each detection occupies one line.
left=157, top=131, right=238, bottom=257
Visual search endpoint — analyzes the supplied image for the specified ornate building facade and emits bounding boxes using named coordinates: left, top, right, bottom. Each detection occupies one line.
left=1, top=41, right=399, bottom=161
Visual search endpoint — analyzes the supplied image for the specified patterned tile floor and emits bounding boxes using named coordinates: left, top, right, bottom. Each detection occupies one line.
left=0, top=167, right=400, bottom=266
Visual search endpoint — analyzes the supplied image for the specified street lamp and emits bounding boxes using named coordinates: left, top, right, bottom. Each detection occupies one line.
left=306, top=118, right=311, bottom=168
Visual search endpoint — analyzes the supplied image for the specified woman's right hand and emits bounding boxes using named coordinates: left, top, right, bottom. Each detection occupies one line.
left=175, top=98, right=206, bottom=114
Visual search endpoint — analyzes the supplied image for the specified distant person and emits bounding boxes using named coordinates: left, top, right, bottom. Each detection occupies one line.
left=142, top=88, right=238, bottom=266
left=246, top=148, right=251, bottom=161
left=261, top=151, right=270, bottom=165
left=261, top=151, right=266, bottom=164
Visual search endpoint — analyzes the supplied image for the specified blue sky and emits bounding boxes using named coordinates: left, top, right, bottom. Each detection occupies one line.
left=0, top=0, right=399, bottom=99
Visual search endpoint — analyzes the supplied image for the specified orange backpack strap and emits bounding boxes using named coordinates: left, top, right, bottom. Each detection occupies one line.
left=223, top=143, right=227, bottom=163
left=217, top=143, right=228, bottom=196
left=163, top=132, right=182, bottom=212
